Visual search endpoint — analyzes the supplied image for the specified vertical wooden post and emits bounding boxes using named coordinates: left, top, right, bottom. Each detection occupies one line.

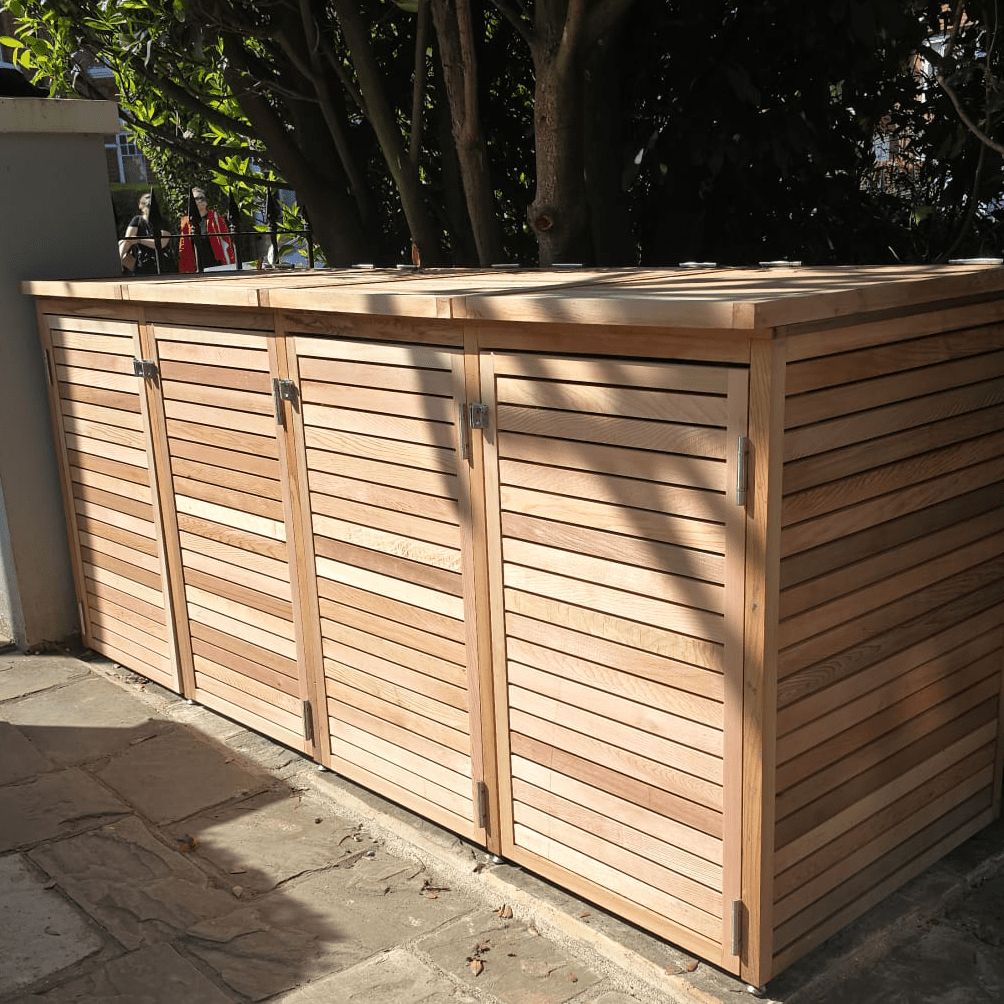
left=272, top=316, right=330, bottom=764
left=740, top=336, right=786, bottom=987
left=34, top=304, right=90, bottom=644
left=721, top=365, right=750, bottom=973
left=136, top=311, right=197, bottom=698
left=454, top=324, right=502, bottom=852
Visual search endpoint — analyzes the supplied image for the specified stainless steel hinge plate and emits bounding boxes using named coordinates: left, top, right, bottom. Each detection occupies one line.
left=302, top=699, right=314, bottom=743
left=468, top=402, right=489, bottom=430
left=731, top=898, right=743, bottom=956
left=458, top=402, right=488, bottom=462
left=475, top=780, right=489, bottom=830
left=133, top=358, right=158, bottom=379
left=272, top=378, right=297, bottom=425
left=736, top=435, right=749, bottom=507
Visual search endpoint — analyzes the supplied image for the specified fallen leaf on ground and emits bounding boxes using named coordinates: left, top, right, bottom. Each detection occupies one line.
left=470, top=959, right=484, bottom=976
left=176, top=835, right=198, bottom=853
left=685, top=960, right=699, bottom=972
left=569, top=973, right=578, bottom=983
left=229, top=868, right=247, bottom=874
left=665, top=966, right=683, bottom=975
left=497, top=904, right=513, bottom=919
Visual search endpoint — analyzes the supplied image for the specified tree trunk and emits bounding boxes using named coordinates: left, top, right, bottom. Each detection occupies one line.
left=430, top=0, right=504, bottom=264
left=528, top=45, right=592, bottom=266
left=332, top=0, right=443, bottom=265
left=220, top=35, right=374, bottom=265
left=432, top=37, right=479, bottom=263
left=583, top=29, right=634, bottom=264
left=517, top=0, right=639, bottom=266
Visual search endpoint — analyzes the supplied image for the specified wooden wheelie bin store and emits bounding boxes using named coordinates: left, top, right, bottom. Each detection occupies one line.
left=25, top=264, right=1004, bottom=988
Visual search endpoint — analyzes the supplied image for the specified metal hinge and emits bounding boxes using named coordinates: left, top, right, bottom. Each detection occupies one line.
left=133, top=358, right=158, bottom=380
left=736, top=435, right=749, bottom=507
left=468, top=402, right=489, bottom=430
left=458, top=402, right=488, bottom=462
left=302, top=699, right=314, bottom=743
left=272, top=378, right=297, bottom=425
left=731, top=899, right=743, bottom=956
left=43, top=348, right=53, bottom=386
left=475, top=780, right=489, bottom=830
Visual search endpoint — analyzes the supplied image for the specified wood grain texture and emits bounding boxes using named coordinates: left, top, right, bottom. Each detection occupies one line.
left=773, top=324, right=1004, bottom=979
left=299, top=335, right=480, bottom=831
left=482, top=348, right=747, bottom=975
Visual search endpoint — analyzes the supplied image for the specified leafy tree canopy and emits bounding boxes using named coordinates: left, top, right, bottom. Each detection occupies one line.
left=4, top=0, right=1003, bottom=265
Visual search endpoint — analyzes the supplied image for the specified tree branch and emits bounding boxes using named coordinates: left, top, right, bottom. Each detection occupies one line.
left=936, top=70, right=1004, bottom=154
left=490, top=0, right=533, bottom=46
left=410, top=0, right=430, bottom=169
left=123, top=54, right=256, bottom=138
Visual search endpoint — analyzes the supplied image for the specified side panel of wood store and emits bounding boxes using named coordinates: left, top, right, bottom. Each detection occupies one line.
left=26, top=266, right=1004, bottom=987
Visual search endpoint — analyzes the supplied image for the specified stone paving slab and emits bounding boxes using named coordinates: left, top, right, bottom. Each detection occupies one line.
left=185, top=850, right=471, bottom=1001
left=1, top=677, right=155, bottom=766
left=185, top=903, right=366, bottom=1002
left=22, top=943, right=237, bottom=1004
left=28, top=815, right=238, bottom=952
left=0, top=769, right=129, bottom=851
left=274, top=948, right=479, bottom=1004
left=167, top=789, right=380, bottom=893
left=786, top=917, right=1004, bottom=1004
left=0, top=721, right=54, bottom=785
left=91, top=728, right=269, bottom=825
left=0, top=654, right=89, bottom=702
left=0, top=855, right=104, bottom=996
left=417, top=909, right=602, bottom=1004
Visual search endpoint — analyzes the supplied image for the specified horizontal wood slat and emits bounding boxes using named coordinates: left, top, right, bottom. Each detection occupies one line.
left=774, top=328, right=1004, bottom=975
left=297, top=336, right=478, bottom=831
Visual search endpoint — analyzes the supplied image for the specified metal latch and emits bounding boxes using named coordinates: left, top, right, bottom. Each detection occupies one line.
left=736, top=436, right=749, bottom=507
left=133, top=358, right=157, bottom=379
left=272, top=378, right=297, bottom=425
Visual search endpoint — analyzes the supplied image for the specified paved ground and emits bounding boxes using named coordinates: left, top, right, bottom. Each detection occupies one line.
left=1, top=645, right=1002, bottom=1004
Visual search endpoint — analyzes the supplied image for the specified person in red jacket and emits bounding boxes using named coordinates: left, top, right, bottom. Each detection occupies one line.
left=178, top=187, right=235, bottom=272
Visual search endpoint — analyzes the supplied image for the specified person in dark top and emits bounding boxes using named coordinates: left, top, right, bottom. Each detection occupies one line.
left=119, top=193, right=172, bottom=275
left=178, top=187, right=235, bottom=272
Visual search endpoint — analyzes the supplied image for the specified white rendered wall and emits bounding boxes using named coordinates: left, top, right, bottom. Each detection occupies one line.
left=0, top=98, right=120, bottom=648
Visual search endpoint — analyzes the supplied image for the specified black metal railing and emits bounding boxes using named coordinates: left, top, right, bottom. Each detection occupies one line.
left=140, top=187, right=315, bottom=275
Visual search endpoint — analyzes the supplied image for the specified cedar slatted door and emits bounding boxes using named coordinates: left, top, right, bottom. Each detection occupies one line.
left=291, top=335, right=486, bottom=841
left=40, top=313, right=179, bottom=691
left=481, top=352, right=748, bottom=971
left=149, top=322, right=311, bottom=750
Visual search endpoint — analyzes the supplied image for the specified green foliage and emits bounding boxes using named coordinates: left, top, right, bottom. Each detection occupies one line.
left=6, top=0, right=1004, bottom=264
